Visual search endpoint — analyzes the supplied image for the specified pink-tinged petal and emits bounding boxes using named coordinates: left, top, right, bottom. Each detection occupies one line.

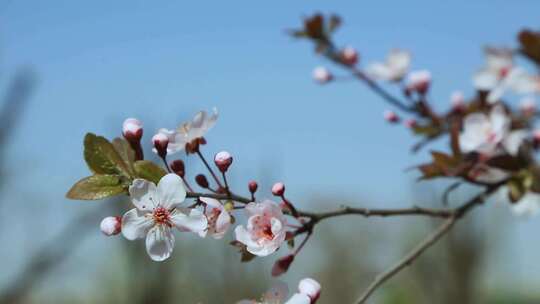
left=284, top=293, right=311, bottom=304
left=212, top=210, right=231, bottom=239
left=507, top=67, right=539, bottom=94
left=489, top=105, right=510, bottom=137
left=171, top=208, right=207, bottom=233
left=129, top=179, right=157, bottom=211
left=263, top=281, right=289, bottom=303
left=503, top=130, right=528, bottom=156
left=485, top=47, right=513, bottom=71
left=298, top=278, right=321, bottom=300
left=234, top=225, right=260, bottom=248
left=122, top=208, right=154, bottom=240
left=145, top=225, right=175, bottom=262
left=200, top=197, right=223, bottom=209
left=157, top=173, right=186, bottom=209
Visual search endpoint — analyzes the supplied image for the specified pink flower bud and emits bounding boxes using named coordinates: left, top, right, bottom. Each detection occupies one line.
left=298, top=278, right=321, bottom=302
left=406, top=70, right=431, bottom=95
left=533, top=130, right=540, bottom=147
left=214, top=151, right=233, bottom=173
left=170, top=159, right=185, bottom=177
left=271, top=182, right=285, bottom=196
left=404, top=118, right=417, bottom=128
left=248, top=180, right=258, bottom=193
left=195, top=174, right=209, bottom=188
left=450, top=91, right=466, bottom=112
left=100, top=216, right=121, bottom=236
left=152, top=132, right=169, bottom=158
left=383, top=110, right=400, bottom=123
left=520, top=97, right=536, bottom=116
left=340, top=46, right=359, bottom=66
left=312, top=67, right=333, bottom=84
left=271, top=254, right=295, bottom=277
left=122, top=118, right=143, bottom=142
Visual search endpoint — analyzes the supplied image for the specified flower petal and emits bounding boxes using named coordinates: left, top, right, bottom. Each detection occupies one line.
left=122, top=208, right=154, bottom=240
left=200, top=197, right=223, bottom=209
left=145, top=224, right=175, bottom=261
left=511, top=192, right=540, bottom=218
left=503, top=130, right=528, bottom=156
left=171, top=208, right=207, bottom=233
left=157, top=173, right=186, bottom=209
left=213, top=210, right=231, bottom=239
left=473, top=69, right=498, bottom=91
left=129, top=179, right=157, bottom=211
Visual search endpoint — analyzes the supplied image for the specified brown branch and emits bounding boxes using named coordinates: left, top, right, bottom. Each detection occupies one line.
left=354, top=185, right=499, bottom=304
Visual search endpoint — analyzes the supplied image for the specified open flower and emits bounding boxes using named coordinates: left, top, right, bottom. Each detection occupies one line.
left=198, top=197, right=232, bottom=239
left=366, top=49, right=411, bottom=82
left=121, top=173, right=208, bottom=261
left=473, top=48, right=539, bottom=103
left=157, top=108, right=218, bottom=155
left=237, top=279, right=321, bottom=304
left=234, top=200, right=287, bottom=257
left=459, top=105, right=527, bottom=157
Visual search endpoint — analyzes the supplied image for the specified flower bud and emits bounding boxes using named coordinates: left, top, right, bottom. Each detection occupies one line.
left=170, top=159, right=185, bottom=177
left=450, top=91, right=466, bottom=112
left=195, top=174, right=209, bottom=188
left=404, top=118, right=417, bottom=128
left=406, top=70, right=431, bottom=95
left=271, top=182, right=285, bottom=196
left=520, top=97, right=536, bottom=116
left=298, top=278, right=321, bottom=302
left=271, top=254, right=295, bottom=277
left=152, top=132, right=169, bottom=158
left=383, top=110, right=400, bottom=123
left=533, top=130, right=540, bottom=148
left=248, top=180, right=258, bottom=194
left=100, top=216, right=121, bottom=236
left=122, top=118, right=143, bottom=142
left=214, top=151, right=233, bottom=173
left=312, top=66, right=333, bottom=84
left=340, top=46, right=359, bottom=66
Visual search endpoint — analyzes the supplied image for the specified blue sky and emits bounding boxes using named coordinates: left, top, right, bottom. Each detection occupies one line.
left=1, top=0, right=540, bottom=294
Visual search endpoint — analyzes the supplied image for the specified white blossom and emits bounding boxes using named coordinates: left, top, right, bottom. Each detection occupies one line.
left=366, top=49, right=411, bottom=81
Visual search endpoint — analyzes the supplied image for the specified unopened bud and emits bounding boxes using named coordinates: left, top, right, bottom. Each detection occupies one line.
left=406, top=70, right=431, bottom=95
left=404, top=118, right=417, bottom=128
left=298, top=278, right=321, bottom=302
left=272, top=182, right=285, bottom=196
left=534, top=130, right=540, bottom=148
left=383, top=110, right=400, bottom=123
left=248, top=181, right=258, bottom=194
left=520, top=97, right=536, bottom=116
left=152, top=132, right=169, bottom=158
left=122, top=118, right=143, bottom=142
left=214, top=151, right=233, bottom=173
left=100, top=216, right=121, bottom=236
left=312, top=66, right=333, bottom=84
left=195, top=174, right=209, bottom=188
left=340, top=46, right=359, bottom=66
left=272, top=254, right=295, bottom=277
left=170, top=159, right=185, bottom=177
left=450, top=91, right=466, bottom=112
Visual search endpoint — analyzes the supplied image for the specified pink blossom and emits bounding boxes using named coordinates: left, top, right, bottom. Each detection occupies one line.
left=312, top=67, right=332, bottom=84
left=234, top=200, right=287, bottom=256
left=406, top=70, right=431, bottom=94
left=198, top=197, right=232, bottom=239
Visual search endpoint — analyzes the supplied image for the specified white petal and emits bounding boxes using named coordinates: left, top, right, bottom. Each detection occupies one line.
left=121, top=208, right=154, bottom=240
left=503, top=130, right=528, bottom=156
left=473, top=69, right=498, bottom=91
left=366, top=63, right=392, bottom=80
left=507, top=68, right=539, bottom=93
left=284, top=294, right=311, bottom=304
left=298, top=278, right=321, bottom=299
left=157, top=173, right=186, bottom=209
left=485, top=48, right=513, bottom=70
left=129, top=179, right=157, bottom=211
left=146, top=225, right=175, bottom=261
left=489, top=105, right=510, bottom=137
left=459, top=113, right=490, bottom=153
left=212, top=210, right=231, bottom=239
left=472, top=165, right=509, bottom=184
left=199, top=197, right=223, bottom=209
left=234, top=226, right=261, bottom=249
left=171, top=208, right=207, bottom=233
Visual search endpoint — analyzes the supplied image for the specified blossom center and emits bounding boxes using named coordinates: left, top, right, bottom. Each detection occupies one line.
left=486, top=130, right=498, bottom=144
left=498, top=67, right=510, bottom=79
left=153, top=207, right=172, bottom=227
left=207, top=208, right=221, bottom=231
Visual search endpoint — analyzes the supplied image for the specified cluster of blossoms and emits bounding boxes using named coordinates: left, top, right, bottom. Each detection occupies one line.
left=67, top=13, right=540, bottom=303
left=293, top=13, right=540, bottom=217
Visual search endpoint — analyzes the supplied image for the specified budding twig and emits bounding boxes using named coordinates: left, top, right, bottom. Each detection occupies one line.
left=196, top=150, right=224, bottom=189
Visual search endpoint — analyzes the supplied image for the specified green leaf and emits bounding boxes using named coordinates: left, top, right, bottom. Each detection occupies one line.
left=66, top=174, right=126, bottom=200
left=84, top=133, right=132, bottom=178
left=112, top=137, right=136, bottom=175
left=133, top=160, right=167, bottom=184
